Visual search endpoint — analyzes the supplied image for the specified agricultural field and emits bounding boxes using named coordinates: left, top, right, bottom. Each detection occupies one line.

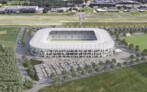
left=0, top=27, right=20, bottom=48
left=38, top=62, right=147, bottom=92
left=121, top=34, right=147, bottom=51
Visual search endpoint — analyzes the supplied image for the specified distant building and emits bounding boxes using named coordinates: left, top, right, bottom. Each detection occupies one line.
left=90, top=0, right=116, bottom=8
left=96, top=9, right=107, bottom=13
left=5, top=6, right=39, bottom=12
left=50, top=8, right=68, bottom=12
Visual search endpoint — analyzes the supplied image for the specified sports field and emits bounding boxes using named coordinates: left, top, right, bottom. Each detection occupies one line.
left=0, top=27, right=20, bottom=48
left=122, top=34, right=147, bottom=51
left=38, top=62, right=147, bottom=92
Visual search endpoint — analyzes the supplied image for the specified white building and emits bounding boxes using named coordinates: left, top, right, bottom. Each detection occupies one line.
left=29, top=28, right=114, bottom=58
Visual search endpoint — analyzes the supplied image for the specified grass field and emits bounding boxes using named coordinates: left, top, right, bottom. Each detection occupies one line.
left=84, top=10, right=147, bottom=21
left=121, top=34, right=147, bottom=51
left=38, top=62, right=147, bottom=92
left=0, top=15, right=79, bottom=21
left=0, top=27, right=20, bottom=48
left=0, top=22, right=146, bottom=26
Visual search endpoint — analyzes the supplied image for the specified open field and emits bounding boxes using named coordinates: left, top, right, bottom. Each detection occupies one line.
left=0, top=15, right=79, bottom=21
left=38, top=62, right=147, bottom=92
left=121, top=34, right=147, bottom=51
left=0, top=27, right=20, bottom=48
left=85, top=9, right=147, bottom=21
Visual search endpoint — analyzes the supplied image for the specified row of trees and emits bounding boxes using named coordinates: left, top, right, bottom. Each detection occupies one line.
left=0, top=46, right=23, bottom=92
left=22, top=55, right=36, bottom=80
left=49, top=54, right=146, bottom=83
left=21, top=28, right=27, bottom=46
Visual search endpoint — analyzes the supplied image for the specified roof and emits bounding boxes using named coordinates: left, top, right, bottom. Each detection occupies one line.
left=5, top=6, right=38, bottom=11
left=29, top=28, right=114, bottom=50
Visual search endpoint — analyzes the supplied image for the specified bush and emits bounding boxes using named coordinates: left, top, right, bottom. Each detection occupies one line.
left=43, top=7, right=50, bottom=13
left=23, top=78, right=34, bottom=90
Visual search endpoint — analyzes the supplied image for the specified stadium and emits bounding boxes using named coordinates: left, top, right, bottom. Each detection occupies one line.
left=29, top=28, right=114, bottom=58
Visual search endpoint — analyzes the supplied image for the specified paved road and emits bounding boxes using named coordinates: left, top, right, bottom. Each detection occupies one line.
left=15, top=27, right=31, bottom=81
left=1, top=20, right=147, bottom=23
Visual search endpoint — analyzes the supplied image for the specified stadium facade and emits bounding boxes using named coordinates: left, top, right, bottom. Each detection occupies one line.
left=29, top=28, right=114, bottom=58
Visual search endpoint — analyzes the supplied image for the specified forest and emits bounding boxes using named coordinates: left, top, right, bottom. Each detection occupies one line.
left=0, top=46, right=23, bottom=92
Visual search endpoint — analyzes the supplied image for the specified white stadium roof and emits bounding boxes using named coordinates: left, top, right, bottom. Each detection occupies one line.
left=29, top=28, right=114, bottom=50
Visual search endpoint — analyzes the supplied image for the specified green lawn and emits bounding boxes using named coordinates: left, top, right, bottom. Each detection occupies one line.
left=0, top=27, right=20, bottom=48
left=30, top=59, right=42, bottom=66
left=0, top=15, right=79, bottom=21
left=38, top=62, right=147, bottom=92
left=122, top=34, right=147, bottom=51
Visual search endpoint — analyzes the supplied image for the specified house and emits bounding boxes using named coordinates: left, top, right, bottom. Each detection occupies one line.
left=139, top=9, right=146, bottom=12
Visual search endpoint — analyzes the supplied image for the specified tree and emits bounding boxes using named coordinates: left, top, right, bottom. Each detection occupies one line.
left=95, top=67, right=100, bottom=73
left=50, top=72, right=56, bottom=79
left=77, top=66, right=82, bottom=72
left=105, top=60, right=111, bottom=65
left=55, top=77, right=61, bottom=82
left=117, top=63, right=121, bottom=68
left=141, top=56, right=146, bottom=62
left=43, top=7, right=50, bottom=13
left=81, top=70, right=86, bottom=75
left=135, top=58, right=140, bottom=63
left=115, top=34, right=120, bottom=41
left=84, top=64, right=90, bottom=71
left=88, top=69, right=93, bottom=74
left=62, top=70, right=67, bottom=76
left=70, top=68, right=75, bottom=73
left=23, top=78, right=34, bottom=90
left=136, top=53, right=140, bottom=58
left=123, top=61, right=128, bottom=66
left=110, top=64, right=115, bottom=69
left=71, top=72, right=77, bottom=78
left=129, top=43, right=134, bottom=50
left=122, top=39, right=128, bottom=46
left=103, top=66, right=107, bottom=71
left=63, top=75, right=68, bottom=81
left=130, top=55, right=134, bottom=60
left=91, top=62, right=97, bottom=69
left=135, top=45, right=140, bottom=52
left=130, top=60, right=135, bottom=65
left=142, top=49, right=147, bottom=56
left=111, top=58, right=116, bottom=64
left=99, top=61, right=103, bottom=66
